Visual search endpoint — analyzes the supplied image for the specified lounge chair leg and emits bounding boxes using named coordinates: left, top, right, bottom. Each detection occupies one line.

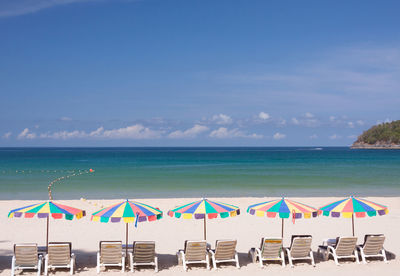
left=121, top=256, right=125, bottom=272
left=310, top=250, right=316, bottom=267
left=71, top=254, right=75, bottom=275
left=206, top=253, right=210, bottom=270
left=286, top=248, right=294, bottom=268
left=181, top=252, right=187, bottom=271
left=332, top=250, right=340, bottom=266
left=96, top=252, right=100, bottom=274
left=129, top=252, right=133, bottom=272
left=281, top=250, right=285, bottom=267
left=38, top=258, right=42, bottom=276
left=11, top=256, right=15, bottom=276
left=154, top=256, right=159, bottom=272
left=258, top=251, right=263, bottom=268
left=382, top=249, right=388, bottom=263
left=235, top=253, right=240, bottom=269
left=355, top=251, right=360, bottom=264
left=212, top=255, right=217, bottom=270
left=44, top=255, right=48, bottom=276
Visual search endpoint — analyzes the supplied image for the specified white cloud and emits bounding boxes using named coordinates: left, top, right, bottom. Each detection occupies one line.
left=347, top=121, right=355, bottom=128
left=356, top=120, right=365, bottom=126
left=2, top=132, right=12, bottom=139
left=17, top=128, right=36, bottom=139
left=291, top=115, right=319, bottom=127
left=30, top=124, right=162, bottom=140
left=348, top=135, right=357, bottom=139
left=309, top=134, right=318, bottom=139
left=273, top=132, right=286, bottom=140
left=209, top=127, right=262, bottom=139
left=212, top=114, right=233, bottom=125
left=329, top=116, right=336, bottom=122
left=305, top=112, right=314, bottom=118
left=329, top=134, right=341, bottom=140
left=258, top=112, right=270, bottom=120
left=168, top=124, right=209, bottom=139
left=40, top=130, right=87, bottom=140
left=95, top=125, right=162, bottom=139
left=60, top=116, right=72, bottom=121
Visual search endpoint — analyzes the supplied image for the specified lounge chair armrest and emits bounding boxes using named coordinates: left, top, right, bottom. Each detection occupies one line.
left=255, top=248, right=261, bottom=254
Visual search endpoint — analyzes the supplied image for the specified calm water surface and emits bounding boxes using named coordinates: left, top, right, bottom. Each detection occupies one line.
left=0, top=147, right=399, bottom=199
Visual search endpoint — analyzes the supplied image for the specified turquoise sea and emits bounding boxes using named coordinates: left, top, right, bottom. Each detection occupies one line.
left=0, top=147, right=399, bottom=200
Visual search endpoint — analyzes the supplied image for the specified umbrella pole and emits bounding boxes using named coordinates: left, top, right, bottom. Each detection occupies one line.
left=46, top=215, right=49, bottom=253
left=203, top=216, right=207, bottom=240
left=125, top=223, right=129, bottom=261
left=352, top=213, right=355, bottom=236
left=281, top=218, right=284, bottom=238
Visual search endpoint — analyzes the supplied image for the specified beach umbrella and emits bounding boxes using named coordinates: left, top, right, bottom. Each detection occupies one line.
left=91, top=199, right=162, bottom=257
left=8, top=201, right=86, bottom=251
left=167, top=198, right=240, bottom=240
left=247, top=197, right=318, bottom=238
left=318, top=196, right=388, bottom=236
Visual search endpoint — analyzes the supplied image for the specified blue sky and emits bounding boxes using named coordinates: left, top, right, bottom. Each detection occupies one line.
left=0, top=0, right=399, bottom=146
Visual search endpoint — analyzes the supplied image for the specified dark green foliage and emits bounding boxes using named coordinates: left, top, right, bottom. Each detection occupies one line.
left=356, top=120, right=400, bottom=144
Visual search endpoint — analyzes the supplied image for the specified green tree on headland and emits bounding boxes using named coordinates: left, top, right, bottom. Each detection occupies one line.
left=355, top=120, right=400, bottom=144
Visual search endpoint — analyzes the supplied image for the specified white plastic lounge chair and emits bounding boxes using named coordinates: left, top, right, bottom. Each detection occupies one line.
left=208, top=239, right=239, bottom=269
left=177, top=240, right=210, bottom=271
left=357, top=234, right=388, bottom=264
left=45, top=242, right=75, bottom=275
left=97, top=241, right=125, bottom=273
left=318, top=236, right=359, bottom=265
left=285, top=235, right=315, bottom=268
left=129, top=241, right=158, bottom=272
left=249, top=237, right=285, bottom=267
left=11, top=243, right=42, bottom=276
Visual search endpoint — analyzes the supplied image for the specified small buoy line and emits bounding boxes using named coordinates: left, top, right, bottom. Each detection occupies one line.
left=47, top=168, right=94, bottom=200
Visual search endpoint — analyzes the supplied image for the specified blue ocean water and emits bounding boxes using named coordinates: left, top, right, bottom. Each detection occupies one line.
left=0, top=147, right=399, bottom=200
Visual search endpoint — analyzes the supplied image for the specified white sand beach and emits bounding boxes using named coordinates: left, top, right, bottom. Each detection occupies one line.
left=1, top=197, right=399, bottom=276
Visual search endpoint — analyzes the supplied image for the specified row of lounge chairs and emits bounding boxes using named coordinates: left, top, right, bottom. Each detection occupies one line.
left=11, top=234, right=388, bottom=275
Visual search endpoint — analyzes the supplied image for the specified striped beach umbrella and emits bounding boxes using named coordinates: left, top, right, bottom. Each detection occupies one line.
left=167, top=198, right=240, bottom=240
left=8, top=201, right=86, bottom=250
left=247, top=198, right=318, bottom=237
left=91, top=200, right=162, bottom=256
left=318, top=196, right=389, bottom=236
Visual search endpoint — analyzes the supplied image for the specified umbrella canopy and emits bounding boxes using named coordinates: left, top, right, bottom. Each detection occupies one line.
left=247, top=198, right=318, bottom=237
left=318, top=196, right=388, bottom=235
left=8, top=201, right=86, bottom=250
left=168, top=198, right=240, bottom=219
left=91, top=200, right=162, bottom=257
left=9, top=201, right=85, bottom=219
left=91, top=200, right=162, bottom=223
left=168, top=198, right=240, bottom=240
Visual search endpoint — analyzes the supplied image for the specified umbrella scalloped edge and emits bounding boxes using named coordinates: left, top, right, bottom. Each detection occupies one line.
left=167, top=209, right=240, bottom=219
left=318, top=209, right=388, bottom=218
left=8, top=210, right=86, bottom=220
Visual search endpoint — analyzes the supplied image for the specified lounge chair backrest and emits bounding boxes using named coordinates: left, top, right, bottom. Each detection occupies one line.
left=14, top=243, right=38, bottom=266
left=362, top=235, right=385, bottom=255
left=335, top=237, right=357, bottom=256
left=290, top=236, right=312, bottom=258
left=260, top=238, right=283, bottom=259
left=214, top=240, right=237, bottom=260
left=184, top=240, right=207, bottom=261
left=48, top=242, right=71, bottom=265
left=100, top=241, right=122, bottom=264
left=133, top=241, right=155, bottom=263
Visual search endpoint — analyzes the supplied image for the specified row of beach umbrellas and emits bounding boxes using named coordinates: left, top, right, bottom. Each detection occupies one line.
left=8, top=197, right=388, bottom=256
